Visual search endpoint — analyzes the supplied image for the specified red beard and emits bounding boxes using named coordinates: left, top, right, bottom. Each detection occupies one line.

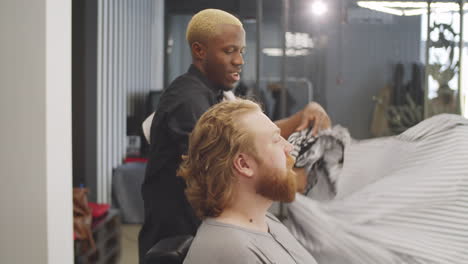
left=255, top=155, right=297, bottom=202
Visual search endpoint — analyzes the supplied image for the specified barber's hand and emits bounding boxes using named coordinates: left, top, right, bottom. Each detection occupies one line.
left=296, top=102, right=331, bottom=136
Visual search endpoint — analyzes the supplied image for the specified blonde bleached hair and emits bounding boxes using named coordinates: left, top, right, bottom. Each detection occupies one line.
left=178, top=99, right=260, bottom=219
left=186, top=9, right=243, bottom=45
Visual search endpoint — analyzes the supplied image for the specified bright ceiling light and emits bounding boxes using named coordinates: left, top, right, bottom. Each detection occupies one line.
left=402, top=8, right=427, bottom=16
left=357, top=1, right=468, bottom=16
left=358, top=3, right=403, bottom=16
left=359, top=1, right=427, bottom=8
left=311, top=1, right=327, bottom=16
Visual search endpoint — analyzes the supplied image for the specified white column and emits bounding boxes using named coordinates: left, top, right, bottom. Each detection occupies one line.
left=46, top=0, right=74, bottom=263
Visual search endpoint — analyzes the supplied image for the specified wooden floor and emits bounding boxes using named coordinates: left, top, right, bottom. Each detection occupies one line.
left=120, top=224, right=141, bottom=264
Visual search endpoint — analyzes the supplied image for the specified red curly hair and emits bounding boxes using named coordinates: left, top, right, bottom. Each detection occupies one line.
left=177, top=99, right=261, bottom=219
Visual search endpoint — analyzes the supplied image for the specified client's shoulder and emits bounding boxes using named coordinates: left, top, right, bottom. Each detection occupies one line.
left=194, top=219, right=254, bottom=247
left=184, top=220, right=258, bottom=264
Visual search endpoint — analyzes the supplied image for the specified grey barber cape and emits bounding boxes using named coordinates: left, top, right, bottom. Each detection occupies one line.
left=286, top=114, right=468, bottom=264
left=183, top=213, right=318, bottom=264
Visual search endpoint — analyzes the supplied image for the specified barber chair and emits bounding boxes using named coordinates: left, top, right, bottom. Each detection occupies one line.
left=145, top=235, right=194, bottom=264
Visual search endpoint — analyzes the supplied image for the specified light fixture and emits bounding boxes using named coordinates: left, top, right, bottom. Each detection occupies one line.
left=359, top=4, right=404, bottom=16
left=262, top=48, right=311, bottom=57
left=357, top=1, right=468, bottom=16
left=263, top=32, right=314, bottom=57
left=311, top=1, right=327, bottom=16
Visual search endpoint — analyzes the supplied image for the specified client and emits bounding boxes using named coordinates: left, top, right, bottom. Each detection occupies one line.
left=178, top=99, right=318, bottom=264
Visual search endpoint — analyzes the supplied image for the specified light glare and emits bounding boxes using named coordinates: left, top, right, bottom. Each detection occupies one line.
left=311, top=1, right=327, bottom=16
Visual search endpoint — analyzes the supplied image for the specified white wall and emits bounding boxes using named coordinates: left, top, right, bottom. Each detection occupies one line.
left=0, top=0, right=73, bottom=263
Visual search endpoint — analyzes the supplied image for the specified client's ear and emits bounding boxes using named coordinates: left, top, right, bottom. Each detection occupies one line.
left=233, top=153, right=255, bottom=178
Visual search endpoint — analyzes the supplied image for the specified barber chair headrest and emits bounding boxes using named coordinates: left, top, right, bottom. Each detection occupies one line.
left=145, top=235, right=194, bottom=264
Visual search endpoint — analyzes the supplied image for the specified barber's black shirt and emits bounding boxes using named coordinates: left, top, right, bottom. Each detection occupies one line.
left=139, top=65, right=224, bottom=260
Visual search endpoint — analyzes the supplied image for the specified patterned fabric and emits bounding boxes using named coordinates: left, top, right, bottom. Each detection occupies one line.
left=286, top=114, right=468, bottom=264
left=288, top=125, right=351, bottom=195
